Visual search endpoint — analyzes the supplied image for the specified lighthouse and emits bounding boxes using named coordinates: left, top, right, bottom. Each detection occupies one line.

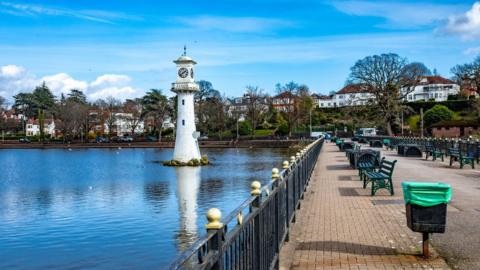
left=171, top=48, right=201, bottom=163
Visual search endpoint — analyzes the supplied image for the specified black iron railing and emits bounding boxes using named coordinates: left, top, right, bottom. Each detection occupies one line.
left=169, top=138, right=324, bottom=270
left=361, top=135, right=480, bottom=159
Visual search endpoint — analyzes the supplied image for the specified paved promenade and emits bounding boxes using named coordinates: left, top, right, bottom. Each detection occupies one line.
left=279, top=142, right=453, bottom=270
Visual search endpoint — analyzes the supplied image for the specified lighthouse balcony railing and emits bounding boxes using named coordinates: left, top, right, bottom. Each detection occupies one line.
left=169, top=137, right=324, bottom=270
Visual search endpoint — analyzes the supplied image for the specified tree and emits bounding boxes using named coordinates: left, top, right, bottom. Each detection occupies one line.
left=275, top=81, right=313, bottom=135
left=68, top=89, right=87, bottom=104
left=0, top=95, right=5, bottom=110
left=245, top=85, right=267, bottom=135
left=348, top=53, right=423, bottom=135
left=122, top=98, right=144, bottom=136
left=404, top=62, right=432, bottom=77
left=423, top=105, right=454, bottom=128
left=451, top=56, right=480, bottom=95
left=195, top=80, right=221, bottom=133
left=55, top=93, right=88, bottom=141
left=95, top=97, right=121, bottom=137
left=142, top=89, right=170, bottom=142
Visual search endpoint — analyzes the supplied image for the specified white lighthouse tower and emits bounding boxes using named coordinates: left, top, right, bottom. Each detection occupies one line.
left=171, top=48, right=201, bottom=163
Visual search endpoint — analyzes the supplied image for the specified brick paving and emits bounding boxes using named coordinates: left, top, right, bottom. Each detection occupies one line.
left=279, top=142, right=451, bottom=270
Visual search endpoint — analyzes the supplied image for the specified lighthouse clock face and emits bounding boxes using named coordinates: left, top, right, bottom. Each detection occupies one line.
left=178, top=67, right=189, bottom=78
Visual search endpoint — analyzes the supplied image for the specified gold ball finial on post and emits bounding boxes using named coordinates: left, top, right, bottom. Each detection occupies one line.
left=251, top=181, right=261, bottom=196
left=282, top=161, right=289, bottom=169
left=205, top=208, right=223, bottom=230
left=272, top=168, right=280, bottom=179
left=290, top=156, right=296, bottom=163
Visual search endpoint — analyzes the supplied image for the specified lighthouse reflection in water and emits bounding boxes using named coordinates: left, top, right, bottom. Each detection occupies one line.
left=175, top=166, right=201, bottom=250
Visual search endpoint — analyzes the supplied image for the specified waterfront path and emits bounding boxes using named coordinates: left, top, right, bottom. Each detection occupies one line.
left=279, top=142, right=473, bottom=270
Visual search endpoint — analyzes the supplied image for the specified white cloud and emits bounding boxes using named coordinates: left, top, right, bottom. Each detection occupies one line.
left=331, top=1, right=466, bottom=28
left=464, top=47, right=480, bottom=55
left=175, top=15, right=293, bottom=33
left=90, top=74, right=131, bottom=88
left=0, top=65, right=142, bottom=101
left=0, top=2, right=141, bottom=24
left=88, top=86, right=139, bottom=100
left=0, top=65, right=37, bottom=97
left=41, top=73, right=88, bottom=96
left=444, top=2, right=480, bottom=40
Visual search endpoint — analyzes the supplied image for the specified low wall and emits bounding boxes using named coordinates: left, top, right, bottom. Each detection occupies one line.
left=0, top=139, right=311, bottom=149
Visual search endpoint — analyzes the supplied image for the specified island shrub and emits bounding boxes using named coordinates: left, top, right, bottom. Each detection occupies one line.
left=424, top=105, right=454, bottom=127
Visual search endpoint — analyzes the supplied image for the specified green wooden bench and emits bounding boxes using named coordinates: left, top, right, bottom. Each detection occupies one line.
left=363, top=157, right=397, bottom=196
left=358, top=161, right=375, bottom=182
left=425, top=145, right=444, bottom=161
left=448, top=148, right=475, bottom=169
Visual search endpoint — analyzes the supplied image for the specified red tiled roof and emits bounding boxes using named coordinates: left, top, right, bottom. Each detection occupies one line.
left=419, top=76, right=454, bottom=85
left=336, top=84, right=370, bottom=94
left=273, top=91, right=296, bottom=99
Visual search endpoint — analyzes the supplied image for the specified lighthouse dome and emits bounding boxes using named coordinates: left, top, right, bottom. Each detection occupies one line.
left=174, top=55, right=197, bottom=64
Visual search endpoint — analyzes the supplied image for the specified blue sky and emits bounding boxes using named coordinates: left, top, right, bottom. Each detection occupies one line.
left=0, top=0, right=480, bottom=101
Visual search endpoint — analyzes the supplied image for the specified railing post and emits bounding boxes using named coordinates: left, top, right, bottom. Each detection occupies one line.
left=271, top=167, right=280, bottom=270
left=250, top=181, right=262, bottom=270
left=205, top=208, right=224, bottom=270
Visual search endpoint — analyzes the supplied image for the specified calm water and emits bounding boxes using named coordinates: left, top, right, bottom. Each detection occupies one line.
left=0, top=147, right=291, bottom=269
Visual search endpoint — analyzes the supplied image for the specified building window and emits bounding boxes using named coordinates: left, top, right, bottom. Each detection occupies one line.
left=182, top=120, right=185, bottom=126
left=182, top=99, right=185, bottom=105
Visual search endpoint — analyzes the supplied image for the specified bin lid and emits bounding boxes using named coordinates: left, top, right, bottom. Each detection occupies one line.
left=402, top=182, right=452, bottom=207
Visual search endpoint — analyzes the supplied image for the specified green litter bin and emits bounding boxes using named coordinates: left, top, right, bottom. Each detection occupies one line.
left=402, top=182, right=452, bottom=233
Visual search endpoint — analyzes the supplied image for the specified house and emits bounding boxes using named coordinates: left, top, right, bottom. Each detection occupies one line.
left=317, top=95, right=334, bottom=108
left=403, top=76, right=460, bottom=102
left=103, top=112, right=145, bottom=136
left=272, top=91, right=296, bottom=112
left=25, top=119, right=57, bottom=136
left=431, top=120, right=479, bottom=138
left=310, top=93, right=322, bottom=106
left=227, top=93, right=268, bottom=120
left=318, top=84, right=374, bottom=108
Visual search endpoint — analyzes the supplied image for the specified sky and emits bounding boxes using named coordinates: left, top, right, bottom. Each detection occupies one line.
left=0, top=0, right=480, bottom=102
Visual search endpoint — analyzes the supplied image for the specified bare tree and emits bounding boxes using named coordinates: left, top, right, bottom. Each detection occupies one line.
left=123, top=98, right=144, bottom=136
left=451, top=56, right=480, bottom=95
left=348, top=53, right=422, bottom=135
left=245, top=85, right=267, bottom=135
left=95, top=97, right=121, bottom=137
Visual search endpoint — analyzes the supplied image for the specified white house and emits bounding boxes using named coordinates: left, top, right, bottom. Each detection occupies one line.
left=26, top=119, right=57, bottom=136
left=318, top=84, right=374, bottom=108
left=104, top=112, right=144, bottom=136
left=402, top=76, right=460, bottom=102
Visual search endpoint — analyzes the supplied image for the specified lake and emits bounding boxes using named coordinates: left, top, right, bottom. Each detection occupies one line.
left=0, top=147, right=291, bottom=269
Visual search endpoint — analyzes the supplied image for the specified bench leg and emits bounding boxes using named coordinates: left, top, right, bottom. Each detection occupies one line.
left=371, top=181, right=376, bottom=196
left=449, top=157, right=453, bottom=167
left=389, top=178, right=394, bottom=196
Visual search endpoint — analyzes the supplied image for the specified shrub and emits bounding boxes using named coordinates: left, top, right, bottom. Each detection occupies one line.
left=424, top=105, right=454, bottom=127
left=276, top=122, right=290, bottom=136
left=236, top=121, right=252, bottom=136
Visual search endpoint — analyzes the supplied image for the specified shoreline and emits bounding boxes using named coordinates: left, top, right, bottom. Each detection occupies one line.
left=0, top=139, right=310, bottom=149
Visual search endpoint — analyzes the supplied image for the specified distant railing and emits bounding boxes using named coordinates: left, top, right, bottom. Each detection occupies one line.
left=361, top=135, right=480, bottom=159
left=169, top=137, right=325, bottom=270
